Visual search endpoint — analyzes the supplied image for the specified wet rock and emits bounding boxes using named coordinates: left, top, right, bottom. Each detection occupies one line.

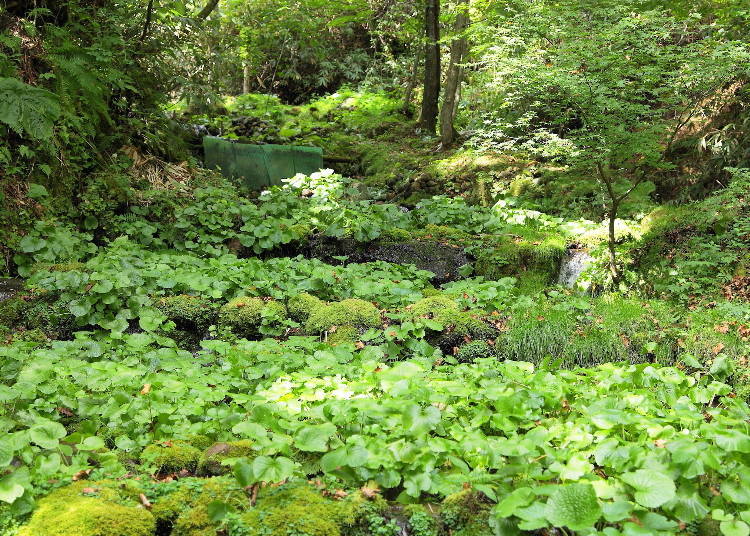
left=306, top=237, right=469, bottom=284
left=0, top=279, right=24, bottom=302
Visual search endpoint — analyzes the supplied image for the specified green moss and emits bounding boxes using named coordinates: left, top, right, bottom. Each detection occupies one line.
left=474, top=231, right=566, bottom=282
left=306, top=299, right=380, bottom=335
left=153, top=477, right=247, bottom=536
left=18, top=482, right=154, bottom=536
left=219, top=297, right=288, bottom=338
left=456, top=341, right=495, bottom=363
left=288, top=293, right=324, bottom=323
left=141, top=440, right=201, bottom=474
left=407, top=295, right=460, bottom=318
left=241, top=483, right=371, bottom=536
left=327, top=325, right=360, bottom=345
left=198, top=440, right=254, bottom=476
left=440, top=490, right=493, bottom=536
left=379, top=227, right=413, bottom=243
left=404, top=505, right=439, bottom=536
left=416, top=224, right=471, bottom=243
left=0, top=297, right=26, bottom=328
left=0, top=292, right=73, bottom=336
left=406, top=295, right=495, bottom=349
left=155, top=295, right=217, bottom=332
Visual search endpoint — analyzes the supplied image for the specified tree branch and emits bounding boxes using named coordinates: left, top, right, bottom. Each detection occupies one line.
left=195, top=0, right=219, bottom=22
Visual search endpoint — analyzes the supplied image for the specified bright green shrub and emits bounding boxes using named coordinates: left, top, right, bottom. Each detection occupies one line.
left=18, top=482, right=154, bottom=536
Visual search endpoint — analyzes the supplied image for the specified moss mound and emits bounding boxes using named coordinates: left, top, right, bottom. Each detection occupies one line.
left=18, top=482, right=154, bottom=536
left=151, top=477, right=247, bottom=536
left=219, top=296, right=288, bottom=338
left=198, top=440, right=254, bottom=476
left=287, top=292, right=324, bottom=323
left=141, top=440, right=201, bottom=474
left=241, top=483, right=371, bottom=536
left=440, top=490, right=493, bottom=536
left=474, top=231, right=566, bottom=283
left=155, top=295, right=217, bottom=332
left=305, top=298, right=380, bottom=337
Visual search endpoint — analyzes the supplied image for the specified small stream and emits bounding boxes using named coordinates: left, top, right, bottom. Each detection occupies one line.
left=557, top=248, right=593, bottom=289
left=0, top=279, right=24, bottom=302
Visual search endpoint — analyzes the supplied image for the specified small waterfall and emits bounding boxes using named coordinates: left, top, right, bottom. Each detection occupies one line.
left=557, top=248, right=593, bottom=289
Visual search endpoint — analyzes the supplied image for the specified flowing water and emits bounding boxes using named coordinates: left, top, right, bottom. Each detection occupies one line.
left=557, top=248, right=593, bottom=289
left=0, top=278, right=24, bottom=302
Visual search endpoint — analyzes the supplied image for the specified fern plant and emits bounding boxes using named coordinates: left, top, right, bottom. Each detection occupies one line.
left=0, top=77, right=61, bottom=140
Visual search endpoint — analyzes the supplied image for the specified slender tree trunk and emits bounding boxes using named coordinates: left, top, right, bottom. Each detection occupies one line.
left=403, top=53, right=420, bottom=116
left=242, top=62, right=252, bottom=94
left=597, top=162, right=621, bottom=282
left=607, top=199, right=620, bottom=281
left=418, top=0, right=440, bottom=133
left=439, top=0, right=469, bottom=148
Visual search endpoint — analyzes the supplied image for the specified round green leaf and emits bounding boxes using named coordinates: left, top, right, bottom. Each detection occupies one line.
left=29, top=422, right=67, bottom=450
left=545, top=483, right=602, bottom=531
left=721, top=520, right=750, bottom=536
left=621, top=470, right=676, bottom=508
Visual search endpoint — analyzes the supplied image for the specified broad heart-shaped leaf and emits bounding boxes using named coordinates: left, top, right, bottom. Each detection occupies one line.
left=0, top=475, right=25, bottom=504
left=402, top=404, right=441, bottom=436
left=0, top=439, right=15, bottom=467
left=721, top=520, right=750, bottom=536
left=234, top=458, right=255, bottom=488
left=29, top=421, right=67, bottom=449
left=294, top=423, right=337, bottom=452
left=251, top=456, right=296, bottom=483
left=545, top=483, right=602, bottom=531
left=621, top=470, right=676, bottom=508
left=320, top=443, right=369, bottom=472
left=207, top=500, right=231, bottom=522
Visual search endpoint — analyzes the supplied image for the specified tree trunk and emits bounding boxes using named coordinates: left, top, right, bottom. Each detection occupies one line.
left=403, top=53, right=420, bottom=116
left=242, top=62, right=252, bottom=94
left=418, top=0, right=440, bottom=133
left=608, top=199, right=620, bottom=282
left=439, top=0, right=469, bottom=148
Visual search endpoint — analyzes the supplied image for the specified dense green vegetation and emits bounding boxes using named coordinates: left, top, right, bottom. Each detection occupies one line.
left=1, top=0, right=750, bottom=535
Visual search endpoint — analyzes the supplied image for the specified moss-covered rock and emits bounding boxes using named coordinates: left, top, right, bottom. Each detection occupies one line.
left=241, top=483, right=372, bottom=536
left=18, top=482, right=154, bottom=536
left=456, top=341, right=495, bottom=363
left=287, top=292, right=324, bottom=323
left=0, top=292, right=74, bottom=337
left=474, top=231, right=566, bottom=283
left=141, top=440, right=201, bottom=474
left=306, top=299, right=380, bottom=337
left=155, top=295, right=217, bottom=332
left=197, top=440, right=254, bottom=476
left=440, top=490, right=493, bottom=536
left=219, top=297, right=288, bottom=338
left=406, top=296, right=496, bottom=349
left=151, top=477, right=247, bottom=536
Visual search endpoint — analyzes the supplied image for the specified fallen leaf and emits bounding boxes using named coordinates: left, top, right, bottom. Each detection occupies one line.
left=140, top=384, right=152, bottom=395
